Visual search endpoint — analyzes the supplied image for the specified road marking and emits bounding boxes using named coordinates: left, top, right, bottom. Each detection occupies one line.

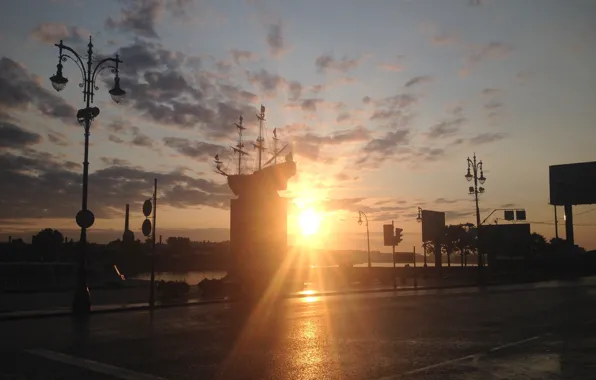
left=488, top=334, right=544, bottom=352
left=376, top=334, right=547, bottom=379
left=25, top=349, right=169, bottom=380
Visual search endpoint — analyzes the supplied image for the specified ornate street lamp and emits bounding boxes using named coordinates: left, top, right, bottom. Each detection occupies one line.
left=357, top=211, right=371, bottom=268
left=465, top=153, right=487, bottom=283
left=50, top=36, right=125, bottom=316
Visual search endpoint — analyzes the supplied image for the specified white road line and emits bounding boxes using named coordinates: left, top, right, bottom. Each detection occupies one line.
left=376, top=334, right=547, bottom=379
left=488, top=335, right=544, bottom=352
left=25, top=349, right=169, bottom=380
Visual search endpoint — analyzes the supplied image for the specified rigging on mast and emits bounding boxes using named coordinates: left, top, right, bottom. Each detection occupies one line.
left=253, top=104, right=266, bottom=171
left=231, top=115, right=249, bottom=175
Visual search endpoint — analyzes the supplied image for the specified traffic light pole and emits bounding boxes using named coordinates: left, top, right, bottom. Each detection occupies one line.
left=392, top=220, right=396, bottom=289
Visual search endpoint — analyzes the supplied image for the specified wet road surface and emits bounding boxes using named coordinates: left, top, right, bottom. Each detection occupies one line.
left=1, top=280, right=596, bottom=379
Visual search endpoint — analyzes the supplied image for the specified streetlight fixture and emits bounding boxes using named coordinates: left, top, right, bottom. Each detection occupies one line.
left=357, top=210, right=371, bottom=268
left=465, top=153, right=486, bottom=282
left=50, top=36, right=125, bottom=316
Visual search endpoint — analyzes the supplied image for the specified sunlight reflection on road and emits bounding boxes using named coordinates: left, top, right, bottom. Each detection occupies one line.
left=299, top=290, right=321, bottom=303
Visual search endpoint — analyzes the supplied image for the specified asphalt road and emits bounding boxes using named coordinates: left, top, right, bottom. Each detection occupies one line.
left=1, top=280, right=596, bottom=379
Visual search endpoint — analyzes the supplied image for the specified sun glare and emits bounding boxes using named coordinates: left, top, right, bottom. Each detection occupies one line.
left=298, top=208, right=321, bottom=236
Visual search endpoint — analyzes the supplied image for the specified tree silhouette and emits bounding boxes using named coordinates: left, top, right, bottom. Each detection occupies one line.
left=32, top=228, right=64, bottom=261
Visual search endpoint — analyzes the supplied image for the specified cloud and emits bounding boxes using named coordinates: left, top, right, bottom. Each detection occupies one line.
left=319, top=198, right=365, bottom=213
left=404, top=75, right=434, bottom=88
left=105, top=0, right=193, bottom=39
left=163, top=137, right=224, bottom=161
left=315, top=53, right=363, bottom=73
left=0, top=149, right=232, bottom=220
left=29, top=23, right=88, bottom=45
left=482, top=88, right=501, bottom=95
left=266, top=21, right=290, bottom=57
left=47, top=131, right=69, bottom=147
left=484, top=100, right=503, bottom=110
left=0, top=57, right=76, bottom=123
left=230, top=49, right=259, bottom=64
left=288, top=81, right=302, bottom=102
left=469, top=132, right=506, bottom=145
left=435, top=198, right=460, bottom=204
left=432, top=32, right=460, bottom=46
left=336, top=112, right=352, bottom=123
left=246, top=69, right=286, bottom=96
left=378, top=63, right=404, bottom=72
left=356, top=130, right=411, bottom=167
left=461, top=41, right=513, bottom=76
left=106, top=121, right=154, bottom=147
left=106, top=0, right=163, bottom=38
left=426, top=117, right=467, bottom=139
left=104, top=40, right=256, bottom=140
left=0, top=122, right=41, bottom=148
left=515, top=70, right=534, bottom=85
left=416, top=147, right=446, bottom=162
left=293, top=126, right=371, bottom=161
left=300, top=98, right=323, bottom=113
left=109, top=135, right=125, bottom=144
left=100, top=157, right=131, bottom=166
left=130, top=126, right=154, bottom=147
left=367, top=93, right=418, bottom=128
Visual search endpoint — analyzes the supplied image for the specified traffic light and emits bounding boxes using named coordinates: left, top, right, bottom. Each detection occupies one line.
left=394, top=228, right=403, bottom=245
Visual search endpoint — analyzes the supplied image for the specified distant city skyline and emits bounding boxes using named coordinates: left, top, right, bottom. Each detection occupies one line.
left=1, top=0, right=596, bottom=250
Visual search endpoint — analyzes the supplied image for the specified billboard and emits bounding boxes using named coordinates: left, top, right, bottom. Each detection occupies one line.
left=421, top=210, right=445, bottom=242
left=480, top=224, right=531, bottom=263
left=549, top=161, right=596, bottom=205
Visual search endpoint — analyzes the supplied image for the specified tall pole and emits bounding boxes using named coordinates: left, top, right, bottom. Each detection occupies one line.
left=392, top=220, right=396, bottom=289
left=72, top=39, right=94, bottom=316
left=366, top=219, right=371, bottom=269
left=149, top=178, right=157, bottom=309
left=256, top=105, right=266, bottom=171
left=554, top=205, right=559, bottom=239
left=413, top=245, right=418, bottom=288
left=359, top=211, right=371, bottom=268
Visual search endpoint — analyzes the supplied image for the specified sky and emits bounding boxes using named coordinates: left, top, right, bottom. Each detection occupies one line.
left=1, top=0, right=596, bottom=252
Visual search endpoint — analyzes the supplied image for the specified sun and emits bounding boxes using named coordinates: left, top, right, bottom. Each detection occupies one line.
left=298, top=208, right=321, bottom=236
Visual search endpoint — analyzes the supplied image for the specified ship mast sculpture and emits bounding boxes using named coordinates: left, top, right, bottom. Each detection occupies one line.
left=214, top=104, right=296, bottom=292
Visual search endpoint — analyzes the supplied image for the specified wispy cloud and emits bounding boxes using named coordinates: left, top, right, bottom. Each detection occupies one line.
left=469, top=132, right=506, bottom=145
left=29, top=23, right=88, bottom=45
left=404, top=75, right=434, bottom=88
left=315, top=53, right=364, bottom=73
left=460, top=41, right=513, bottom=77
left=266, top=20, right=290, bottom=58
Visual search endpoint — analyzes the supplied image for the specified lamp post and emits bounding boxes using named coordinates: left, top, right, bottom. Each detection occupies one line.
left=465, top=153, right=486, bottom=282
left=357, top=211, right=371, bottom=268
left=416, top=207, right=429, bottom=267
left=50, top=36, right=125, bottom=316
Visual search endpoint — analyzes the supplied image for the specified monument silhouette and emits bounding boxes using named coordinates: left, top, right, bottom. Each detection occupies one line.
left=215, top=105, right=296, bottom=292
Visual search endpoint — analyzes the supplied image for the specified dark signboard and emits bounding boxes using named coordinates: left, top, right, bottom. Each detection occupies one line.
left=550, top=161, right=596, bottom=205
left=421, top=210, right=445, bottom=242
left=481, top=224, right=531, bottom=266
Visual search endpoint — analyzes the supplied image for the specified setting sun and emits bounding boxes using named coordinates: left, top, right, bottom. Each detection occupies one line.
left=298, top=209, right=321, bottom=236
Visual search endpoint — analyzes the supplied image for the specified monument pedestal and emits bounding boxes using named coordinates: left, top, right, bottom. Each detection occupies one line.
left=229, top=195, right=288, bottom=284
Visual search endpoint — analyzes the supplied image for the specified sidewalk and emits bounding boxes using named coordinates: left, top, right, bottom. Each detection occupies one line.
left=2, top=276, right=595, bottom=322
